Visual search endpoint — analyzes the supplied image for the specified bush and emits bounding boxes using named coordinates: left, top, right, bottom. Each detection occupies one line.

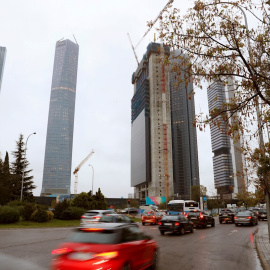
left=47, top=211, right=54, bottom=221
left=21, top=203, right=36, bottom=221
left=31, top=208, right=49, bottom=223
left=54, top=199, right=70, bottom=219
left=59, top=207, right=85, bottom=220
left=0, top=206, right=20, bottom=224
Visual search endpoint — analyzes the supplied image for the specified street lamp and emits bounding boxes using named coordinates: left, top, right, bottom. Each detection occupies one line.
left=89, top=164, right=94, bottom=194
left=20, top=132, right=36, bottom=201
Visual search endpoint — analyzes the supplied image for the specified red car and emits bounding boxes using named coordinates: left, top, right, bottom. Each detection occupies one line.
left=141, top=211, right=162, bottom=225
left=51, top=223, right=158, bottom=270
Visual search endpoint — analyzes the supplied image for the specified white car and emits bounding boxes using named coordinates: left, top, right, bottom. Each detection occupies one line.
left=80, top=210, right=115, bottom=225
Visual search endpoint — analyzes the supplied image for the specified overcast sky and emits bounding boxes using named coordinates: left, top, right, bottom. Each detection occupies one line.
left=0, top=0, right=217, bottom=198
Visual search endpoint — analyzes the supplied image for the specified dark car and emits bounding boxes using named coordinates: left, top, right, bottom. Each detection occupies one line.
left=258, top=209, right=267, bottom=220
left=219, top=209, right=235, bottom=224
left=158, top=214, right=194, bottom=235
left=187, top=210, right=215, bottom=228
left=99, top=214, right=137, bottom=225
left=234, top=210, right=258, bottom=226
left=51, top=223, right=158, bottom=270
left=250, top=208, right=260, bottom=218
left=119, top=207, right=139, bottom=215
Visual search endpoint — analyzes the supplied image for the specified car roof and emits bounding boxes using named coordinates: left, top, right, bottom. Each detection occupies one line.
left=85, top=210, right=113, bottom=213
left=79, top=222, right=133, bottom=230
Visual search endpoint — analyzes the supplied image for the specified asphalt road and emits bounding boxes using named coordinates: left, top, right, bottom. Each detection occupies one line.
left=0, top=217, right=264, bottom=270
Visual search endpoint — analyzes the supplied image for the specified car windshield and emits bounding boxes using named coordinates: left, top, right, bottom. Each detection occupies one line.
left=99, top=216, right=115, bottom=222
left=237, top=211, right=251, bottom=216
left=143, top=212, right=155, bottom=216
left=68, top=229, right=119, bottom=244
left=84, top=211, right=100, bottom=217
left=259, top=209, right=267, bottom=213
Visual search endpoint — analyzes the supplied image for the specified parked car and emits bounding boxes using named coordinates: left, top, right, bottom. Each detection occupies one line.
left=141, top=211, right=161, bottom=225
left=119, top=208, right=139, bottom=215
left=80, top=210, right=115, bottom=225
left=158, top=214, right=194, bottom=235
left=234, top=210, right=258, bottom=226
left=187, top=210, right=215, bottom=228
left=219, top=209, right=235, bottom=224
left=51, top=223, right=158, bottom=270
left=258, top=209, right=267, bottom=220
left=99, top=214, right=137, bottom=225
left=250, top=208, right=260, bottom=218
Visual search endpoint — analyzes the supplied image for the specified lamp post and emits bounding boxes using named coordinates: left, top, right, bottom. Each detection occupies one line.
left=20, top=132, right=36, bottom=201
left=89, top=164, right=94, bottom=194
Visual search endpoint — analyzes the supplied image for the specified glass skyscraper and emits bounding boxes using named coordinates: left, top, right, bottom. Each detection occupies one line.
left=0, top=47, right=7, bottom=94
left=41, top=39, right=79, bottom=195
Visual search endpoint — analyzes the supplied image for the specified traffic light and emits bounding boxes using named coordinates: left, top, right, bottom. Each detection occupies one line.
left=127, top=199, right=131, bottom=207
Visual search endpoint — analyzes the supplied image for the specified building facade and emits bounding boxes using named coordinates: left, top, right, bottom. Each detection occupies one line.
left=207, top=80, right=244, bottom=199
left=0, top=47, right=7, bottom=93
left=41, top=39, right=79, bottom=196
left=131, top=43, right=200, bottom=201
left=169, top=51, right=200, bottom=199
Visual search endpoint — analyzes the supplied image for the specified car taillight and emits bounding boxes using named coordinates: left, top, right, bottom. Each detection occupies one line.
left=185, top=213, right=189, bottom=217
left=199, top=213, right=204, bottom=219
left=80, top=228, right=105, bottom=232
left=158, top=222, right=162, bottom=225
left=152, top=216, right=155, bottom=218
left=93, top=216, right=101, bottom=220
left=175, top=222, right=180, bottom=226
left=247, top=216, right=251, bottom=219
left=81, top=216, right=85, bottom=219
left=234, top=216, right=238, bottom=219
left=51, top=247, right=73, bottom=255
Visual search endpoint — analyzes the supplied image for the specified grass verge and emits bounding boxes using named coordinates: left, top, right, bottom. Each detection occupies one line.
left=0, top=219, right=80, bottom=229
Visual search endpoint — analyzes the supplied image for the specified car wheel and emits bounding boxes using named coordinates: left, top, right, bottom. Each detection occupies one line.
left=142, top=222, right=145, bottom=226
left=151, top=250, right=158, bottom=270
left=219, top=219, right=222, bottom=224
left=190, top=226, right=194, bottom=233
left=235, top=223, right=238, bottom=227
left=122, top=263, right=131, bottom=270
left=180, top=227, right=185, bottom=235
left=203, top=222, right=207, bottom=229
left=211, top=219, right=215, bottom=227
left=160, top=231, right=164, bottom=235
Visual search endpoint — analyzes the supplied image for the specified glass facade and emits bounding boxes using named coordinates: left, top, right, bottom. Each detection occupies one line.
left=41, top=39, right=79, bottom=195
left=169, top=52, right=200, bottom=199
left=0, top=47, right=7, bottom=94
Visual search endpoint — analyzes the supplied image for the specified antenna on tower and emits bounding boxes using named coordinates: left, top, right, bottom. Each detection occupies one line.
left=73, top=34, right=78, bottom=45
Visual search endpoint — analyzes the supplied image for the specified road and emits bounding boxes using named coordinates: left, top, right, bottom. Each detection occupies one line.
left=0, top=217, right=263, bottom=270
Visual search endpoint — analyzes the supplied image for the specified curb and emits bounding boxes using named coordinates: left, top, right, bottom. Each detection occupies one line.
left=254, top=226, right=270, bottom=270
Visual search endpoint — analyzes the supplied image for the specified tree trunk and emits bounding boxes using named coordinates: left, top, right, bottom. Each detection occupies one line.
left=266, top=192, right=270, bottom=242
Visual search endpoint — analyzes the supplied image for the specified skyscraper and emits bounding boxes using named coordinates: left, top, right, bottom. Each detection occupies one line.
left=169, top=51, right=200, bottom=199
left=131, top=43, right=200, bottom=201
left=41, top=39, right=79, bottom=196
left=0, top=47, right=7, bottom=93
left=207, top=80, right=244, bottom=199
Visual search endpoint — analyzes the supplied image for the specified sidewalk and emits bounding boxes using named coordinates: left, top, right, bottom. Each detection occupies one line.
left=255, top=222, right=270, bottom=270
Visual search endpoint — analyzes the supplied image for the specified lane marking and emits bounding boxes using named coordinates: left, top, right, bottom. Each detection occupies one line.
left=228, top=230, right=237, bottom=235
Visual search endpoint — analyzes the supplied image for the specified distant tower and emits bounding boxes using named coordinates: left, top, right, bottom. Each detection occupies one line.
left=41, top=39, right=79, bottom=196
left=0, top=47, right=7, bottom=93
left=169, top=51, right=200, bottom=199
left=207, top=80, right=244, bottom=199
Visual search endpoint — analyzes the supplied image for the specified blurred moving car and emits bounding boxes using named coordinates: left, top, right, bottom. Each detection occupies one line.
left=234, top=210, right=258, bottom=226
left=186, top=210, right=215, bottom=228
left=80, top=210, right=115, bottom=225
left=99, top=214, right=137, bottom=225
left=51, top=223, right=158, bottom=270
left=119, top=208, right=139, bottom=215
left=219, top=209, right=235, bottom=224
left=258, top=209, right=267, bottom=220
left=158, top=214, right=194, bottom=235
left=141, top=211, right=162, bottom=225
left=250, top=208, right=260, bottom=218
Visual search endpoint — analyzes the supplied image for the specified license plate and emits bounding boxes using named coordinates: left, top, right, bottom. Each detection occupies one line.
left=164, top=223, right=172, bottom=225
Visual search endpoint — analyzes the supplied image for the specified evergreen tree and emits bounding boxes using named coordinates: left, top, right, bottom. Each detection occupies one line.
left=0, top=152, right=13, bottom=205
left=93, top=188, right=108, bottom=210
left=11, top=134, right=36, bottom=201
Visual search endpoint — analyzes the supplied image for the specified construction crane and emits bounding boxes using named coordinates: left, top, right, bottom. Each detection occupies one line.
left=73, top=149, right=94, bottom=194
left=129, top=0, right=174, bottom=201
left=127, top=0, right=173, bottom=66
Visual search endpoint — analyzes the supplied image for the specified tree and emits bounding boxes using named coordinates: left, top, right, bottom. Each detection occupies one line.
left=155, top=0, right=270, bottom=240
left=11, top=134, right=35, bottom=201
left=235, top=190, right=257, bottom=209
left=72, top=192, right=95, bottom=209
left=93, top=188, right=108, bottom=210
left=191, top=185, right=207, bottom=202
